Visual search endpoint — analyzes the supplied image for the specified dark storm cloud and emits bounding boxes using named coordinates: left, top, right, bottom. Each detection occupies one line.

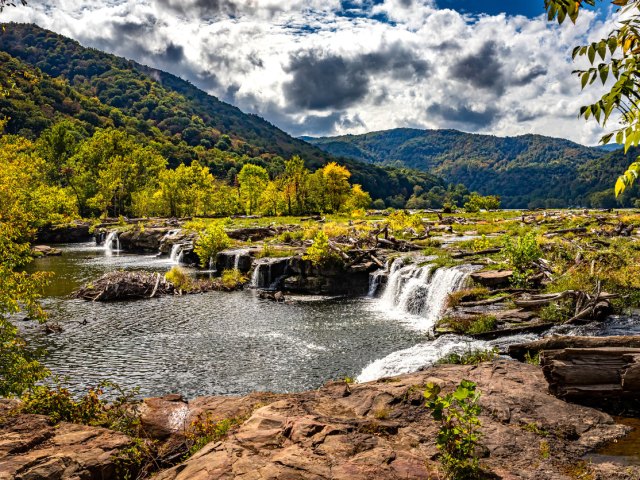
left=283, top=43, right=430, bottom=110
left=154, top=0, right=243, bottom=17
left=427, top=103, right=501, bottom=128
left=451, top=40, right=506, bottom=94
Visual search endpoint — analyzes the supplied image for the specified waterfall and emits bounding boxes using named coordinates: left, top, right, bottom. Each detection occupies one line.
left=233, top=249, right=249, bottom=270
left=169, top=244, right=185, bottom=264
left=251, top=257, right=290, bottom=289
left=368, top=270, right=385, bottom=297
left=103, top=231, right=120, bottom=254
left=377, top=259, right=473, bottom=332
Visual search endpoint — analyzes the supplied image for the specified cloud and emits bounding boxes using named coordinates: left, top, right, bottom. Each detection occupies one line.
left=0, top=0, right=616, bottom=143
left=283, top=43, right=429, bottom=110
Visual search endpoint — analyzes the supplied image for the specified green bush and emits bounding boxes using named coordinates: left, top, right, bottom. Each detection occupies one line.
left=165, top=266, right=193, bottom=291
left=220, top=269, right=248, bottom=289
left=185, top=412, right=242, bottom=457
left=194, top=222, right=231, bottom=268
left=303, top=231, right=338, bottom=265
left=437, top=347, right=499, bottom=365
left=20, top=379, right=140, bottom=435
left=503, top=231, right=541, bottom=273
left=424, top=380, right=483, bottom=479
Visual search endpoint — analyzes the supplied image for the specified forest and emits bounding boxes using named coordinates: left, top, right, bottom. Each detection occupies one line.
left=307, top=128, right=640, bottom=209
left=0, top=23, right=454, bottom=210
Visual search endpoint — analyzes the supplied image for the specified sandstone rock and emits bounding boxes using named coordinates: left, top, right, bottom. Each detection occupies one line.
left=36, top=222, right=92, bottom=244
left=148, top=361, right=636, bottom=480
left=0, top=414, right=132, bottom=480
left=471, top=270, right=513, bottom=288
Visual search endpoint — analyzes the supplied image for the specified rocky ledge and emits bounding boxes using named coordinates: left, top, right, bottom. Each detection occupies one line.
left=1, top=361, right=637, bottom=480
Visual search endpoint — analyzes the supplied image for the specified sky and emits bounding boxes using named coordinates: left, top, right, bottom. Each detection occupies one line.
left=0, top=0, right=621, bottom=145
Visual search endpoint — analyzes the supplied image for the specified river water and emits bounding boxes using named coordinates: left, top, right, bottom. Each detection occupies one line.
left=23, top=242, right=640, bottom=398
left=22, top=243, right=430, bottom=397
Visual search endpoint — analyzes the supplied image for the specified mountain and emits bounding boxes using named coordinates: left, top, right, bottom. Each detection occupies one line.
left=306, top=128, right=640, bottom=208
left=0, top=23, right=442, bottom=205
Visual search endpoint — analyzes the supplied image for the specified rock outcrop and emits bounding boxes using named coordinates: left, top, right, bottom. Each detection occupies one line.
left=36, top=222, right=92, bottom=244
left=2, top=361, right=637, bottom=480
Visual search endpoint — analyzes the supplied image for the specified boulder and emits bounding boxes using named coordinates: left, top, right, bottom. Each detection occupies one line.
left=119, top=227, right=171, bottom=252
left=31, top=245, right=62, bottom=257
left=215, top=250, right=253, bottom=273
left=470, top=270, right=513, bottom=288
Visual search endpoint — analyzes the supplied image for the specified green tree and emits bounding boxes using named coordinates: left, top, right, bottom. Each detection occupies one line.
left=545, top=0, right=640, bottom=195
left=238, top=164, right=269, bottom=215
left=282, top=156, right=309, bottom=215
left=194, top=223, right=231, bottom=268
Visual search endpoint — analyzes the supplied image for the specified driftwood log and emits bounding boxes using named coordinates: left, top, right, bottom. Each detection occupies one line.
left=508, top=335, right=640, bottom=360
left=541, top=347, right=640, bottom=402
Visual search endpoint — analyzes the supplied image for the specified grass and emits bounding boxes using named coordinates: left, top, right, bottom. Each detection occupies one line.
left=220, top=269, right=248, bottom=289
left=437, top=347, right=500, bottom=365
left=439, top=314, right=498, bottom=335
left=446, top=287, right=491, bottom=308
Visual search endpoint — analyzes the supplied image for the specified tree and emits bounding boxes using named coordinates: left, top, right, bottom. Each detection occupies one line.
left=321, top=162, right=352, bottom=212
left=345, top=184, right=372, bottom=211
left=545, top=0, right=640, bottom=195
left=0, top=0, right=27, bottom=13
left=238, top=164, right=269, bottom=215
left=282, top=156, right=309, bottom=215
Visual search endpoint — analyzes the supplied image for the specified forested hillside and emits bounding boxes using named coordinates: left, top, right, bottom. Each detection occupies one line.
left=0, top=23, right=444, bottom=208
left=306, top=129, right=640, bottom=208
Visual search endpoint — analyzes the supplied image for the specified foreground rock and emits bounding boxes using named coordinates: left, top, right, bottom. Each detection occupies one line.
left=148, top=362, right=635, bottom=480
left=0, top=401, right=131, bottom=480
left=2, top=361, right=637, bottom=479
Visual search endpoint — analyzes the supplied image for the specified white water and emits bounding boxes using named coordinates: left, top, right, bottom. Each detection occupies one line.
left=359, top=259, right=485, bottom=381
left=103, top=231, right=120, bottom=254
left=357, top=333, right=538, bottom=383
left=376, top=260, right=475, bottom=332
left=169, top=244, right=185, bottom=264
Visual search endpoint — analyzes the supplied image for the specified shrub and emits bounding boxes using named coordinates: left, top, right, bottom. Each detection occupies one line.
left=20, top=378, right=140, bottom=435
left=503, top=231, right=541, bottom=273
left=440, top=315, right=497, bottom=335
left=185, top=413, right=242, bottom=457
left=165, top=266, right=193, bottom=291
left=194, top=222, right=231, bottom=268
left=220, top=269, right=248, bottom=289
left=303, top=231, right=338, bottom=265
left=446, top=288, right=491, bottom=308
left=424, top=380, right=483, bottom=479
left=437, top=347, right=500, bottom=365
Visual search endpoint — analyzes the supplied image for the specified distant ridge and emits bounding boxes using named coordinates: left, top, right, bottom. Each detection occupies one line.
left=307, top=128, right=639, bottom=208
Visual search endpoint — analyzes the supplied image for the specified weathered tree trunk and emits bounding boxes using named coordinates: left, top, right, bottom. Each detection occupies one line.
left=541, top=347, right=640, bottom=401
left=508, top=335, right=640, bottom=360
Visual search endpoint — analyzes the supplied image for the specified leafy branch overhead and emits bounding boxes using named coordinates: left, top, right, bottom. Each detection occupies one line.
left=545, top=0, right=640, bottom=196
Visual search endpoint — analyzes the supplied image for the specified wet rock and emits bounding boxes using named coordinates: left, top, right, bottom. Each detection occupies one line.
left=471, top=270, right=513, bottom=288
left=119, top=227, right=171, bottom=252
left=36, top=222, right=92, bottom=244
left=215, top=250, right=253, bottom=273
left=31, top=245, right=62, bottom=257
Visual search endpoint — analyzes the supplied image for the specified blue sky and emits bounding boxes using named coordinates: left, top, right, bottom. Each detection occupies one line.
left=438, top=0, right=608, bottom=18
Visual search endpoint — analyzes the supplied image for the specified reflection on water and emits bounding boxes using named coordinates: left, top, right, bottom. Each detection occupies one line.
left=587, top=417, right=640, bottom=466
left=24, top=244, right=425, bottom=398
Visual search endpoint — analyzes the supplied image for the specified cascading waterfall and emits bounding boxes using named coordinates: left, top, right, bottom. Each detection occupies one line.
left=377, top=259, right=472, bottom=331
left=103, top=231, right=120, bottom=254
left=358, top=260, right=491, bottom=382
left=233, top=250, right=249, bottom=270
left=169, top=244, right=185, bottom=264
left=250, top=257, right=290, bottom=289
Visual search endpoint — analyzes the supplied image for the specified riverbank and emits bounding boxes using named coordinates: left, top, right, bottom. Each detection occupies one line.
left=1, top=359, right=637, bottom=480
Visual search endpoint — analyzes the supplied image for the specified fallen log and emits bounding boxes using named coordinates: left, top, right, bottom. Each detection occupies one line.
left=544, top=227, right=587, bottom=237
left=451, top=248, right=502, bottom=259
left=541, top=347, right=640, bottom=402
left=508, top=335, right=640, bottom=361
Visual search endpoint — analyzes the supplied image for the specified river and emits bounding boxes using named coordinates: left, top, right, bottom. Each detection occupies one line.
left=22, top=242, right=640, bottom=398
